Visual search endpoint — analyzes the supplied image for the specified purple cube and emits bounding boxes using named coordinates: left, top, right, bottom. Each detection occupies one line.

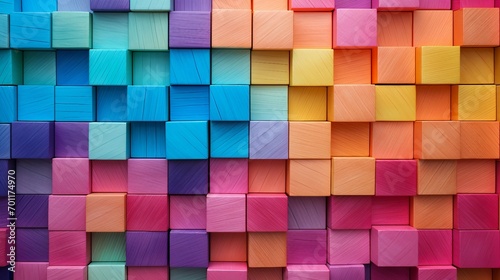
left=90, top=0, right=129, bottom=11
left=55, top=122, right=89, bottom=158
left=17, top=229, right=49, bottom=262
left=249, top=121, right=288, bottom=159
left=126, top=231, right=169, bottom=266
left=0, top=160, right=15, bottom=196
left=168, top=160, right=208, bottom=194
left=174, top=0, right=211, bottom=11
left=12, top=122, right=54, bottom=159
left=17, top=195, right=49, bottom=228
left=288, top=197, right=326, bottom=230
left=0, top=124, right=10, bottom=159
left=170, top=230, right=208, bottom=268
left=17, top=160, right=52, bottom=194
left=169, top=12, right=211, bottom=48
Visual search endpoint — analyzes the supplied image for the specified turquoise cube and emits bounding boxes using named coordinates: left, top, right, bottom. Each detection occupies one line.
left=131, top=122, right=166, bottom=158
left=55, top=86, right=96, bottom=121
left=127, top=86, right=168, bottom=121
left=0, top=0, right=21, bottom=13
left=166, top=121, right=208, bottom=159
left=210, top=85, right=249, bottom=121
left=92, top=233, right=126, bottom=262
left=52, top=12, right=91, bottom=48
left=18, top=85, right=55, bottom=121
left=170, top=86, right=209, bottom=121
left=22, top=0, right=57, bottom=11
left=23, top=51, right=56, bottom=85
left=130, top=0, right=171, bottom=11
left=211, top=122, right=249, bottom=158
left=129, top=12, right=169, bottom=50
left=250, top=86, right=288, bottom=120
left=88, top=262, right=126, bottom=280
left=89, top=122, right=129, bottom=160
left=0, top=87, right=17, bottom=123
left=10, top=12, right=51, bottom=49
left=0, top=50, right=22, bottom=85
left=170, top=49, right=210, bottom=85
left=212, top=49, right=250, bottom=85
left=0, top=14, right=9, bottom=48
left=133, top=52, right=169, bottom=85
left=96, top=87, right=127, bottom=121
left=90, top=50, right=132, bottom=85
left=92, top=13, right=128, bottom=49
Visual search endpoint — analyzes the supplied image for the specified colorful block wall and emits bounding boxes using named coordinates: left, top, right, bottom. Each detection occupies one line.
left=2, top=0, right=500, bottom=279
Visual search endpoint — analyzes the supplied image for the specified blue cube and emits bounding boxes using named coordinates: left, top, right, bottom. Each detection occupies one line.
left=18, top=86, right=55, bottom=121
left=127, top=86, right=168, bottom=121
left=24, top=51, right=56, bottom=85
left=57, top=50, right=89, bottom=85
left=170, top=86, right=209, bottom=121
left=0, top=14, right=9, bottom=48
left=96, top=86, right=127, bottom=121
left=210, top=85, right=249, bottom=121
left=210, top=121, right=249, bottom=158
left=0, top=50, right=22, bottom=85
left=89, top=122, right=129, bottom=160
left=0, top=86, right=17, bottom=122
left=212, top=49, right=250, bottom=85
left=166, top=121, right=208, bottom=159
left=131, top=122, right=166, bottom=158
left=22, top=0, right=57, bottom=11
left=10, top=12, right=51, bottom=49
left=90, top=49, right=132, bottom=85
left=0, top=125, right=10, bottom=159
left=55, top=86, right=95, bottom=121
left=170, top=49, right=210, bottom=85
left=0, top=0, right=21, bottom=14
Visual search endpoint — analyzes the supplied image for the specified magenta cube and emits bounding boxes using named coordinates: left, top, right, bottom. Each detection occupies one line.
left=375, top=160, right=417, bottom=196
left=419, top=0, right=452, bottom=9
left=327, top=196, right=372, bottom=229
left=49, top=231, right=91, bottom=266
left=247, top=194, right=287, bottom=232
left=372, top=196, right=409, bottom=225
left=16, top=262, right=49, bottom=280
left=128, top=267, right=169, bottom=280
left=207, top=194, right=246, bottom=232
left=170, top=195, right=206, bottom=229
left=207, top=262, right=247, bottom=280
left=287, top=230, right=326, bottom=264
left=452, top=0, right=494, bottom=9
left=169, top=11, right=211, bottom=48
left=47, top=266, right=87, bottom=280
left=288, top=197, right=326, bottom=230
left=92, top=160, right=127, bottom=192
left=127, top=195, right=169, bottom=231
left=328, top=229, right=370, bottom=265
left=49, top=195, right=86, bottom=231
left=372, top=0, right=419, bottom=10
left=453, top=229, right=500, bottom=268
left=285, top=265, right=330, bottom=279
left=454, top=194, right=499, bottom=230
left=333, top=9, right=377, bottom=48
left=371, top=226, right=418, bottom=267
left=335, top=0, right=371, bottom=8
left=329, top=265, right=365, bottom=280
left=411, top=266, right=457, bottom=280
left=52, top=158, right=90, bottom=194
left=210, top=159, right=248, bottom=194
left=419, top=230, right=452, bottom=266
left=289, top=0, right=335, bottom=10
left=128, top=159, right=168, bottom=194
left=371, top=265, right=410, bottom=280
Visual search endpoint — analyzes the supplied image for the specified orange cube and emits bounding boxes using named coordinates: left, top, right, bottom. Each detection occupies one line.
left=377, top=12, right=413, bottom=46
left=418, top=160, right=457, bottom=195
left=248, top=232, right=287, bottom=268
left=457, top=160, right=496, bottom=194
left=210, top=233, right=247, bottom=261
left=410, top=195, right=453, bottom=229
left=328, top=85, right=375, bottom=122
left=334, top=49, right=371, bottom=84
left=287, top=159, right=331, bottom=196
left=253, top=0, right=287, bottom=10
left=372, top=47, right=415, bottom=84
left=459, top=269, right=493, bottom=280
left=289, top=122, right=331, bottom=159
left=86, top=193, right=126, bottom=232
left=213, top=0, right=251, bottom=9
left=460, top=47, right=494, bottom=84
left=451, top=85, right=496, bottom=121
left=253, top=11, right=293, bottom=50
left=331, top=157, right=375, bottom=195
left=212, top=9, right=252, bottom=48
left=293, top=12, right=332, bottom=49
left=413, top=10, right=453, bottom=47
left=288, top=86, right=327, bottom=121
left=454, top=8, right=499, bottom=47
left=460, top=122, right=499, bottom=159
left=414, top=121, right=460, bottom=160
left=416, top=85, right=451, bottom=121
left=331, top=122, right=370, bottom=157
left=371, top=122, right=414, bottom=159
left=248, top=160, right=286, bottom=193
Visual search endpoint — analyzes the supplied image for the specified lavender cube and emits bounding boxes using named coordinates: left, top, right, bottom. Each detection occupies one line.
left=90, top=0, right=129, bottom=11
left=169, top=12, right=211, bottom=48
left=17, top=195, right=48, bottom=228
left=288, top=197, right=326, bottom=230
left=17, top=160, right=52, bottom=194
left=250, top=121, right=288, bottom=159
left=174, top=0, right=211, bottom=11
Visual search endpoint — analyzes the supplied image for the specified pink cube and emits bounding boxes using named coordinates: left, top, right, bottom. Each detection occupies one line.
left=371, top=226, right=418, bottom=267
left=128, top=159, right=168, bottom=194
left=372, top=0, right=419, bottom=10
left=371, top=265, right=410, bottom=280
left=411, top=266, right=457, bottom=280
left=285, top=265, right=330, bottom=279
left=49, top=231, right=90, bottom=266
left=16, top=262, right=49, bottom=280
left=328, top=196, right=372, bottom=229
left=210, top=159, right=248, bottom=194
left=128, top=267, right=169, bottom=280
left=328, top=229, right=370, bottom=265
left=289, top=0, right=335, bottom=10
left=453, top=229, right=500, bottom=268
left=48, top=195, right=86, bottom=231
left=419, top=0, right=452, bottom=9
left=375, top=160, right=417, bottom=196
left=207, top=194, right=246, bottom=232
left=452, top=0, right=494, bottom=9
left=247, top=194, right=287, bottom=232
left=287, top=230, right=326, bottom=264
left=208, top=262, right=247, bottom=280
left=333, top=9, right=377, bottom=48
left=92, top=160, right=127, bottom=192
left=52, top=158, right=90, bottom=194
left=329, top=265, right=365, bottom=280
left=170, top=195, right=206, bottom=229
left=47, top=266, right=87, bottom=280
left=419, top=230, right=452, bottom=266
left=372, top=196, right=409, bottom=225
left=0, top=228, right=7, bottom=266
left=454, top=194, right=499, bottom=230
left=127, top=195, right=169, bottom=231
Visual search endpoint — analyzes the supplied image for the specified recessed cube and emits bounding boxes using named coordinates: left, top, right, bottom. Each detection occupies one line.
left=371, top=266, right=410, bottom=280
left=251, top=51, right=290, bottom=85
left=373, top=47, right=415, bottom=84
left=170, top=230, right=209, bottom=268
left=460, top=121, right=499, bottom=159
left=372, top=196, right=410, bottom=225
left=377, top=12, right=413, bottom=46
left=17, top=228, right=48, bottom=261
left=92, top=233, right=126, bottom=262
left=171, top=268, right=207, bottom=279
left=289, top=0, right=334, bottom=10
left=18, top=85, right=55, bottom=121
left=328, top=85, right=375, bottom=122
left=333, top=9, right=377, bottom=48
left=18, top=195, right=48, bottom=228
left=52, top=12, right=91, bottom=48
left=247, top=194, right=287, bottom=232
left=248, top=160, right=286, bottom=193
left=210, top=232, right=247, bottom=262
left=207, top=194, right=246, bottom=232
left=17, top=160, right=51, bottom=194
left=411, top=195, right=453, bottom=229
left=56, top=51, right=89, bottom=85
left=127, top=267, right=169, bottom=280
left=130, top=123, right=166, bottom=158
left=130, top=0, right=171, bottom=10
left=412, top=266, right=457, bottom=280
left=89, top=50, right=132, bottom=85
left=16, top=262, right=48, bottom=280
left=373, top=0, right=418, bottom=9
left=55, top=86, right=95, bottom=121
left=96, top=87, right=127, bottom=121
left=126, top=231, right=168, bottom=266
left=332, top=157, right=375, bottom=195
left=293, top=12, right=332, bottom=49
left=49, top=195, right=86, bottom=230
left=169, top=11, right=210, bottom=48
left=208, top=262, right=247, bottom=280
left=210, top=122, right=249, bottom=158
left=452, top=85, right=496, bottom=121
left=454, top=194, right=499, bottom=230
left=329, top=229, right=370, bottom=265
left=88, top=262, right=126, bottom=280
left=328, top=196, right=372, bottom=229
left=210, top=159, right=248, bottom=194
left=416, top=46, right=460, bottom=84
left=371, top=226, right=418, bottom=267
left=170, top=49, right=210, bottom=85
left=91, top=160, right=127, bottom=192
left=166, top=121, right=208, bottom=159
left=460, top=47, right=494, bottom=84
left=416, top=85, right=451, bottom=121
left=212, top=9, right=252, bottom=48
left=288, top=197, right=326, bottom=229
left=127, top=194, right=169, bottom=231
left=47, top=266, right=87, bottom=280
left=170, top=86, right=209, bottom=120
left=129, top=12, right=168, bottom=50
left=92, top=13, right=128, bottom=49
left=49, top=231, right=90, bottom=266
left=290, top=49, right=333, bottom=86
left=86, top=193, right=126, bottom=232
left=413, top=10, right=453, bottom=46
left=210, top=85, right=249, bottom=121
left=10, top=12, right=51, bottom=49
left=0, top=127, right=10, bottom=158
left=371, top=122, right=414, bottom=159
left=52, top=158, right=90, bottom=195
left=287, top=159, right=330, bottom=196
left=0, top=14, right=9, bottom=49
left=250, top=86, right=288, bottom=120
left=454, top=8, right=499, bottom=46
left=0, top=87, right=17, bottom=122
left=414, top=121, right=460, bottom=160
left=453, top=229, right=500, bottom=268
left=170, top=195, right=206, bottom=229
left=169, top=161, right=208, bottom=195
left=289, top=86, right=327, bottom=121
left=250, top=121, right=288, bottom=159
left=128, top=159, right=168, bottom=194
left=24, top=51, right=56, bottom=85
left=329, top=265, right=365, bottom=279
left=248, top=232, right=286, bottom=268
left=418, top=160, right=457, bottom=195
left=90, top=0, right=129, bottom=11
left=457, top=159, right=495, bottom=193
left=253, top=10, right=293, bottom=50
left=0, top=51, right=22, bottom=85
left=12, top=122, right=54, bottom=159
left=127, top=86, right=168, bottom=121
left=419, top=230, right=452, bottom=265
left=212, top=49, right=250, bottom=85
left=289, top=122, right=330, bottom=159
left=288, top=230, right=326, bottom=264
left=376, top=160, right=417, bottom=196
left=375, top=85, right=416, bottom=121
left=89, top=122, right=129, bottom=159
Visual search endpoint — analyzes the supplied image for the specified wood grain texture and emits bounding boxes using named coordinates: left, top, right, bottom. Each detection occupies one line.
left=47, top=266, right=87, bottom=280
left=253, top=11, right=293, bottom=50
left=377, top=12, right=413, bottom=46
left=166, top=121, right=209, bottom=160
left=16, top=262, right=49, bottom=280
left=331, top=122, right=370, bottom=157
left=125, top=231, right=168, bottom=266
left=285, top=265, right=330, bottom=279
left=247, top=194, right=288, bottom=232
left=251, top=51, right=290, bottom=85
left=375, top=86, right=416, bottom=121
left=49, top=231, right=90, bottom=266
left=212, top=9, right=252, bottom=48
left=208, top=262, right=247, bottom=280
left=419, top=0, right=451, bottom=9
left=210, top=233, right=247, bottom=262
left=287, top=230, right=326, bottom=264
left=329, top=85, right=375, bottom=122
left=328, top=229, right=370, bottom=265
left=289, top=0, right=335, bottom=10
left=17, top=229, right=48, bottom=261
left=130, top=123, right=166, bottom=158
left=212, top=49, right=250, bottom=85
left=290, top=49, right=333, bottom=86
left=329, top=265, right=365, bottom=279
left=92, top=13, right=129, bottom=49
left=128, top=159, right=168, bottom=194
left=371, top=226, right=418, bottom=267
left=89, top=50, right=132, bottom=86
left=454, top=194, right=499, bottom=229
left=207, top=194, right=246, bottom=232
left=250, top=86, right=288, bottom=120
left=372, top=196, right=410, bottom=225
left=460, top=122, right=499, bottom=159
left=49, top=195, right=86, bottom=230
left=91, top=160, right=127, bottom=192
left=288, top=197, right=326, bottom=229
left=210, top=121, right=249, bottom=158
left=333, top=9, right=377, bottom=48
left=414, top=121, right=461, bottom=160
left=289, top=86, right=327, bottom=121
left=416, top=85, right=451, bottom=121
left=17, top=195, right=48, bottom=228
left=210, top=159, right=248, bottom=193
left=248, top=232, right=287, bottom=268
left=248, top=268, right=283, bottom=280
left=289, top=122, right=330, bottom=159
left=248, top=160, right=286, bottom=193
left=213, top=0, right=250, bottom=9
left=410, top=195, right=453, bottom=229
left=126, top=195, right=168, bottom=231
left=418, top=230, right=453, bottom=265
left=169, top=11, right=211, bottom=48
left=414, top=11, right=453, bottom=46
left=17, top=159, right=52, bottom=194
left=334, top=49, right=371, bottom=84
left=452, top=0, right=494, bottom=9
left=169, top=195, right=206, bottom=229
left=168, top=160, right=208, bottom=194
left=373, top=0, right=419, bottom=9
left=88, top=122, right=129, bottom=160
left=332, top=157, right=375, bottom=195
left=174, top=0, right=212, bottom=11
left=254, top=0, right=287, bottom=10
left=86, top=193, right=126, bottom=232
left=11, top=122, right=54, bottom=159
left=23, top=51, right=56, bottom=85
left=169, top=230, right=209, bottom=268
left=418, top=160, right=457, bottom=195
left=453, top=230, right=500, bottom=268
left=250, top=121, right=288, bottom=159
left=371, top=122, right=414, bottom=159
left=91, top=232, right=126, bottom=261
left=412, top=266, right=457, bottom=280
left=88, top=262, right=126, bottom=280
left=127, top=267, right=168, bottom=280
left=169, top=49, right=210, bottom=85
left=52, top=12, right=92, bottom=49
left=90, top=0, right=129, bottom=10
left=457, top=159, right=496, bottom=193
left=416, top=46, right=460, bottom=84
left=454, top=8, right=499, bottom=46
left=293, top=12, right=332, bottom=49
left=373, top=47, right=415, bottom=84
left=287, top=159, right=330, bottom=196
left=375, top=160, right=417, bottom=196
left=128, top=12, right=169, bottom=50
left=327, top=196, right=372, bottom=229
left=452, top=85, right=496, bottom=121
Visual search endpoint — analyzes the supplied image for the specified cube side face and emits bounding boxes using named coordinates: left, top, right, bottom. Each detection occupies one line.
left=88, top=122, right=129, bottom=160
left=52, top=12, right=92, bottom=49
left=88, top=263, right=126, bottom=280
left=130, top=0, right=171, bottom=11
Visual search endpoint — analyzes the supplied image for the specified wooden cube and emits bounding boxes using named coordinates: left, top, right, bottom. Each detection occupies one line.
left=166, top=121, right=208, bottom=159
left=89, top=50, right=132, bottom=86
left=49, top=195, right=86, bottom=231
left=377, top=12, right=413, bottom=46
left=329, top=265, right=365, bottom=279
left=248, top=268, right=282, bottom=280
left=254, top=0, right=287, bottom=10
left=453, top=230, right=500, bottom=268
left=86, top=193, right=126, bottom=232
left=413, top=10, right=453, bottom=46
left=328, top=196, right=372, bottom=229
left=371, top=122, right=414, bottom=159
left=253, top=11, right=293, bottom=50
left=285, top=265, right=329, bottom=279
left=418, top=160, right=457, bottom=195
left=248, top=232, right=286, bottom=268
left=328, top=85, right=375, bottom=122
left=454, top=8, right=499, bottom=46
left=250, top=86, right=288, bottom=120
left=170, top=230, right=209, bottom=268
left=169, top=11, right=211, bottom=48
left=169, top=195, right=206, bottom=229
left=288, top=197, right=326, bottom=229
left=91, top=232, right=126, bottom=262
left=207, top=262, right=247, bottom=280
left=290, top=49, right=333, bottom=86
left=212, top=9, right=252, bottom=48
left=331, top=122, right=370, bottom=157
left=287, top=159, right=331, bottom=196
left=411, top=195, right=453, bottom=229
left=247, top=194, right=287, bottom=232
left=375, top=86, right=416, bottom=121
left=416, top=85, right=451, bottom=121
left=210, top=159, right=248, bottom=194
left=331, top=157, right=375, bottom=195
left=334, top=49, right=371, bottom=84
left=170, top=49, right=210, bottom=85
left=91, top=160, right=127, bottom=193
left=289, top=86, right=327, bottom=121
left=248, top=160, right=286, bottom=193
left=128, top=159, right=168, bottom=194
left=10, top=12, right=51, bottom=49
left=373, top=0, right=418, bottom=9
left=372, top=196, right=410, bottom=225
left=92, top=13, right=128, bottom=49
left=293, top=12, right=332, bottom=48
left=333, top=9, right=377, bottom=48
left=416, top=46, right=460, bottom=84
left=126, top=195, right=169, bottom=231
left=411, top=266, right=457, bottom=280
left=249, top=121, right=288, bottom=159
left=418, top=230, right=452, bottom=265
left=128, top=12, right=169, bottom=50
left=49, top=231, right=90, bottom=266
left=213, top=0, right=250, bottom=9
left=52, top=158, right=90, bottom=194
left=452, top=85, right=496, bottom=121
left=457, top=160, right=495, bottom=193
left=251, top=51, right=290, bottom=85
left=375, top=160, right=417, bottom=196
left=454, top=194, right=499, bottom=230
left=212, top=49, right=250, bottom=85
left=127, top=267, right=168, bottom=280
left=371, top=226, right=418, bottom=267
left=12, top=122, right=54, bottom=159
left=207, top=194, right=246, bottom=232
left=373, top=47, right=415, bottom=84
left=289, top=122, right=330, bottom=159
left=452, top=0, right=494, bottom=9
left=414, top=121, right=461, bottom=160
left=289, top=0, right=334, bottom=10
left=460, top=122, right=499, bottom=159
left=371, top=266, right=410, bottom=280
left=460, top=47, right=494, bottom=84
left=288, top=230, right=327, bottom=264
left=52, top=12, right=92, bottom=49
left=47, top=266, right=87, bottom=280
left=328, top=229, right=370, bottom=264
left=210, top=233, right=247, bottom=262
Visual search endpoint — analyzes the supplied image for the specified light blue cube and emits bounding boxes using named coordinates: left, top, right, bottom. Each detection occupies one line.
left=250, top=86, right=288, bottom=120
left=92, top=13, right=128, bottom=49
left=0, top=87, right=16, bottom=122
left=212, top=49, right=250, bottom=85
left=10, top=12, right=51, bottom=49
left=18, top=85, right=55, bottom=121
left=55, top=86, right=95, bottom=121
left=127, top=86, right=168, bottom=121
left=166, top=121, right=208, bottom=159
left=210, top=85, right=249, bottom=121
left=88, top=262, right=126, bottom=280
left=90, top=50, right=132, bottom=86
left=210, top=121, right=249, bottom=158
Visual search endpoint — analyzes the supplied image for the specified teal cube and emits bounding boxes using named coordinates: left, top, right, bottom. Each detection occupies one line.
left=55, top=86, right=96, bottom=121
left=10, top=12, right=51, bottom=49
left=131, top=122, right=166, bottom=158
left=23, top=51, right=56, bottom=85
left=0, top=50, right=22, bottom=85
left=166, top=121, right=208, bottom=159
left=170, top=268, right=207, bottom=280
left=89, top=122, right=129, bottom=160
left=127, top=86, right=168, bottom=121
left=250, top=86, right=288, bottom=120
left=210, top=85, right=249, bottom=121
left=212, top=49, right=250, bottom=85
left=92, top=233, right=126, bottom=262
left=130, top=0, right=172, bottom=11
left=52, top=12, right=92, bottom=48
left=129, top=13, right=169, bottom=50
left=93, top=13, right=128, bottom=49
left=90, top=50, right=132, bottom=85
left=88, top=262, right=126, bottom=280
left=133, top=52, right=169, bottom=85
left=0, top=14, right=9, bottom=48
left=210, top=122, right=249, bottom=158
left=0, top=87, right=17, bottom=123
left=18, top=86, right=55, bottom=121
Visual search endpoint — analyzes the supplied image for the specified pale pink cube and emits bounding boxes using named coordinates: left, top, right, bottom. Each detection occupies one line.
left=372, top=196, right=409, bottom=225
left=128, top=159, right=168, bottom=194
left=208, top=262, right=247, bottom=280
left=371, top=226, right=418, bottom=267
left=453, top=229, right=500, bottom=268
left=47, top=266, right=87, bottom=280
left=375, top=160, right=417, bottom=196
left=170, top=195, right=206, bottom=229
left=328, top=229, right=370, bottom=264
left=411, top=266, right=457, bottom=280
left=207, top=194, right=246, bottom=232
left=329, top=265, right=365, bottom=280
left=52, top=158, right=90, bottom=194
left=284, top=265, right=330, bottom=280
left=419, top=230, right=452, bottom=265
left=49, top=195, right=86, bottom=231
left=287, top=230, right=326, bottom=264
left=372, top=0, right=419, bottom=10
left=247, top=194, right=287, bottom=232
left=16, top=262, right=49, bottom=280
left=328, top=196, right=372, bottom=229
left=333, top=9, right=377, bottom=48
left=210, top=159, right=248, bottom=194
left=128, top=267, right=169, bottom=280
left=454, top=194, right=499, bottom=230
left=127, top=195, right=169, bottom=231
left=92, top=160, right=127, bottom=192
left=289, top=0, right=335, bottom=10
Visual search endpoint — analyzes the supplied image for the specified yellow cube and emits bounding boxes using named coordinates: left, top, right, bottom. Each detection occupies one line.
left=460, top=47, right=494, bottom=84
left=290, top=49, right=334, bottom=86
left=288, top=86, right=327, bottom=121
left=416, top=46, right=460, bottom=84
left=375, top=85, right=416, bottom=121
left=251, top=50, right=289, bottom=85
left=451, top=85, right=496, bottom=121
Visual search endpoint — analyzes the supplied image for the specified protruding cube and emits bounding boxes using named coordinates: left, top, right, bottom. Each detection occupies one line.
left=375, top=85, right=416, bottom=121
left=170, top=49, right=210, bottom=85
left=49, top=231, right=91, bottom=266
left=207, top=194, right=246, bottom=232
left=460, top=122, right=499, bottom=159
left=411, top=195, right=453, bottom=229
left=290, top=49, right=333, bottom=86
left=170, top=230, right=209, bottom=268
left=166, top=121, right=208, bottom=159
left=371, top=122, right=413, bottom=159
left=86, top=193, right=126, bottom=232
left=452, top=85, right=496, bottom=121
left=129, top=12, right=169, bottom=50
left=453, top=229, right=500, bottom=268
left=418, top=160, right=457, bottom=195
left=373, top=47, right=415, bottom=84
left=419, top=230, right=452, bottom=265
left=49, top=195, right=86, bottom=230
left=333, top=9, right=377, bottom=48
left=169, top=12, right=210, bottom=47
left=287, top=159, right=330, bottom=196
left=328, top=85, right=375, bottom=122
left=52, top=12, right=92, bottom=48
left=454, top=8, right=499, bottom=46
left=253, top=10, right=293, bottom=50
left=251, top=51, right=290, bottom=85
left=414, top=121, right=460, bottom=159
left=371, top=226, right=418, bottom=267
left=328, top=196, right=372, bottom=229
left=212, top=9, right=252, bottom=48
left=416, top=46, right=460, bottom=84
left=332, top=157, right=375, bottom=195
left=89, top=50, right=132, bottom=85
left=454, top=194, right=499, bottom=229
left=127, top=195, right=169, bottom=231
left=328, top=229, right=370, bottom=264
left=413, top=10, right=453, bottom=46
left=12, top=122, right=54, bottom=159
left=289, top=122, right=331, bottom=159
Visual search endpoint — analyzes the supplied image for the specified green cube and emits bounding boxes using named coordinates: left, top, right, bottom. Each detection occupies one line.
left=93, top=13, right=128, bottom=49
left=130, top=0, right=172, bottom=11
left=129, top=13, right=169, bottom=50
left=88, top=262, right=126, bottom=280
left=92, top=233, right=126, bottom=262
left=52, top=12, right=92, bottom=49
left=24, top=51, right=56, bottom=85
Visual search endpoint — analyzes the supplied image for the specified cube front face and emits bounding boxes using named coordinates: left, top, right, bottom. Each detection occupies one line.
left=166, top=121, right=208, bottom=159
left=129, top=12, right=169, bottom=50
left=86, top=193, right=126, bottom=232
left=416, top=46, right=460, bottom=84
left=371, top=226, right=418, bottom=267
left=52, top=12, right=92, bottom=49
left=88, top=122, right=129, bottom=160
left=10, top=12, right=51, bottom=49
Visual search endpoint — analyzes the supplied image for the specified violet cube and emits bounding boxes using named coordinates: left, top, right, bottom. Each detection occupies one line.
left=174, top=0, right=211, bottom=11
left=17, top=195, right=49, bottom=228
left=288, top=197, right=326, bottom=230
left=168, top=160, right=208, bottom=194
left=90, top=0, right=129, bottom=11
left=249, top=121, right=288, bottom=159
left=0, top=124, right=10, bottom=159
left=169, top=11, right=211, bottom=48
left=12, top=122, right=54, bottom=159
left=17, top=228, right=49, bottom=262
left=17, top=160, right=52, bottom=194
left=0, top=160, right=15, bottom=196
left=55, top=122, right=89, bottom=158
left=126, top=231, right=168, bottom=266
left=170, top=229, right=209, bottom=268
